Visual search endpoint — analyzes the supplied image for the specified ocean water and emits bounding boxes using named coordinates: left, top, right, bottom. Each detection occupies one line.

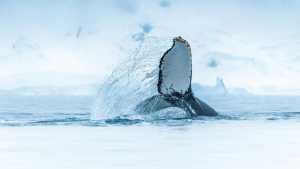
left=1, top=94, right=300, bottom=169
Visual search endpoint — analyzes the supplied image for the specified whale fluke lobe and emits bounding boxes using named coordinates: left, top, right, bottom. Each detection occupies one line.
left=135, top=36, right=218, bottom=117
left=158, top=36, right=192, bottom=96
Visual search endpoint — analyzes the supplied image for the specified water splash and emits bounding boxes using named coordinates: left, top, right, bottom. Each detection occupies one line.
left=92, top=37, right=175, bottom=120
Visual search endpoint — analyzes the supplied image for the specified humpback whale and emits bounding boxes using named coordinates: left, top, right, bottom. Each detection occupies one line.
left=135, top=36, right=218, bottom=117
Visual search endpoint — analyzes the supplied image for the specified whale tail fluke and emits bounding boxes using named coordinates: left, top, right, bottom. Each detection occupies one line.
left=185, top=95, right=218, bottom=116
left=135, top=36, right=218, bottom=117
left=135, top=94, right=217, bottom=117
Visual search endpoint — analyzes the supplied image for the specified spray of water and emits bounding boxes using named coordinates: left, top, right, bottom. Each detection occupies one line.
left=92, top=37, right=177, bottom=120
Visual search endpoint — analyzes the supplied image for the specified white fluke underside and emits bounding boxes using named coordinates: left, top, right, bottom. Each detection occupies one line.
left=159, top=38, right=192, bottom=95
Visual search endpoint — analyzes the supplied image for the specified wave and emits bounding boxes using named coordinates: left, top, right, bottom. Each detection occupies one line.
left=1, top=111, right=300, bottom=127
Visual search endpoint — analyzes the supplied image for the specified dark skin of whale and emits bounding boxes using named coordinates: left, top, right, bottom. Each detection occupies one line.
left=135, top=93, right=217, bottom=117
left=135, top=36, right=218, bottom=117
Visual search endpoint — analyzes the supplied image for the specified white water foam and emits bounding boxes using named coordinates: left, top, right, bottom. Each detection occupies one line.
left=92, top=37, right=174, bottom=120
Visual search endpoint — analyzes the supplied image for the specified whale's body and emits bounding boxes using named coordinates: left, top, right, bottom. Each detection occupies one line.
left=135, top=37, right=218, bottom=117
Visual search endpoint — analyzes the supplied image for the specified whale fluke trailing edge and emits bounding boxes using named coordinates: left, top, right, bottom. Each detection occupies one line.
left=135, top=36, right=218, bottom=117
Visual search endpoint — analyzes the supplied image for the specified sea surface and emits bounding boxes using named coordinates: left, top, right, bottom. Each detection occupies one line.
left=1, top=94, right=300, bottom=169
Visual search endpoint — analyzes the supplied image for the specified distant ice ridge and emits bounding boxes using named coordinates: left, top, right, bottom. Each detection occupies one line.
left=92, top=37, right=174, bottom=119
left=193, top=77, right=250, bottom=97
left=193, top=77, right=228, bottom=96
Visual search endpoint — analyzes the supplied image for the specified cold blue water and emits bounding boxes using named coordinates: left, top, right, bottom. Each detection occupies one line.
left=1, top=94, right=300, bottom=126
left=1, top=94, right=300, bottom=169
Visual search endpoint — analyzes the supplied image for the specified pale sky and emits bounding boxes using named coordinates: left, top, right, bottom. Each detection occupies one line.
left=1, top=0, right=300, bottom=94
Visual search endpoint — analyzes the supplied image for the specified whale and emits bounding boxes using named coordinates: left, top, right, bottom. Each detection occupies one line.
left=135, top=36, right=218, bottom=117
